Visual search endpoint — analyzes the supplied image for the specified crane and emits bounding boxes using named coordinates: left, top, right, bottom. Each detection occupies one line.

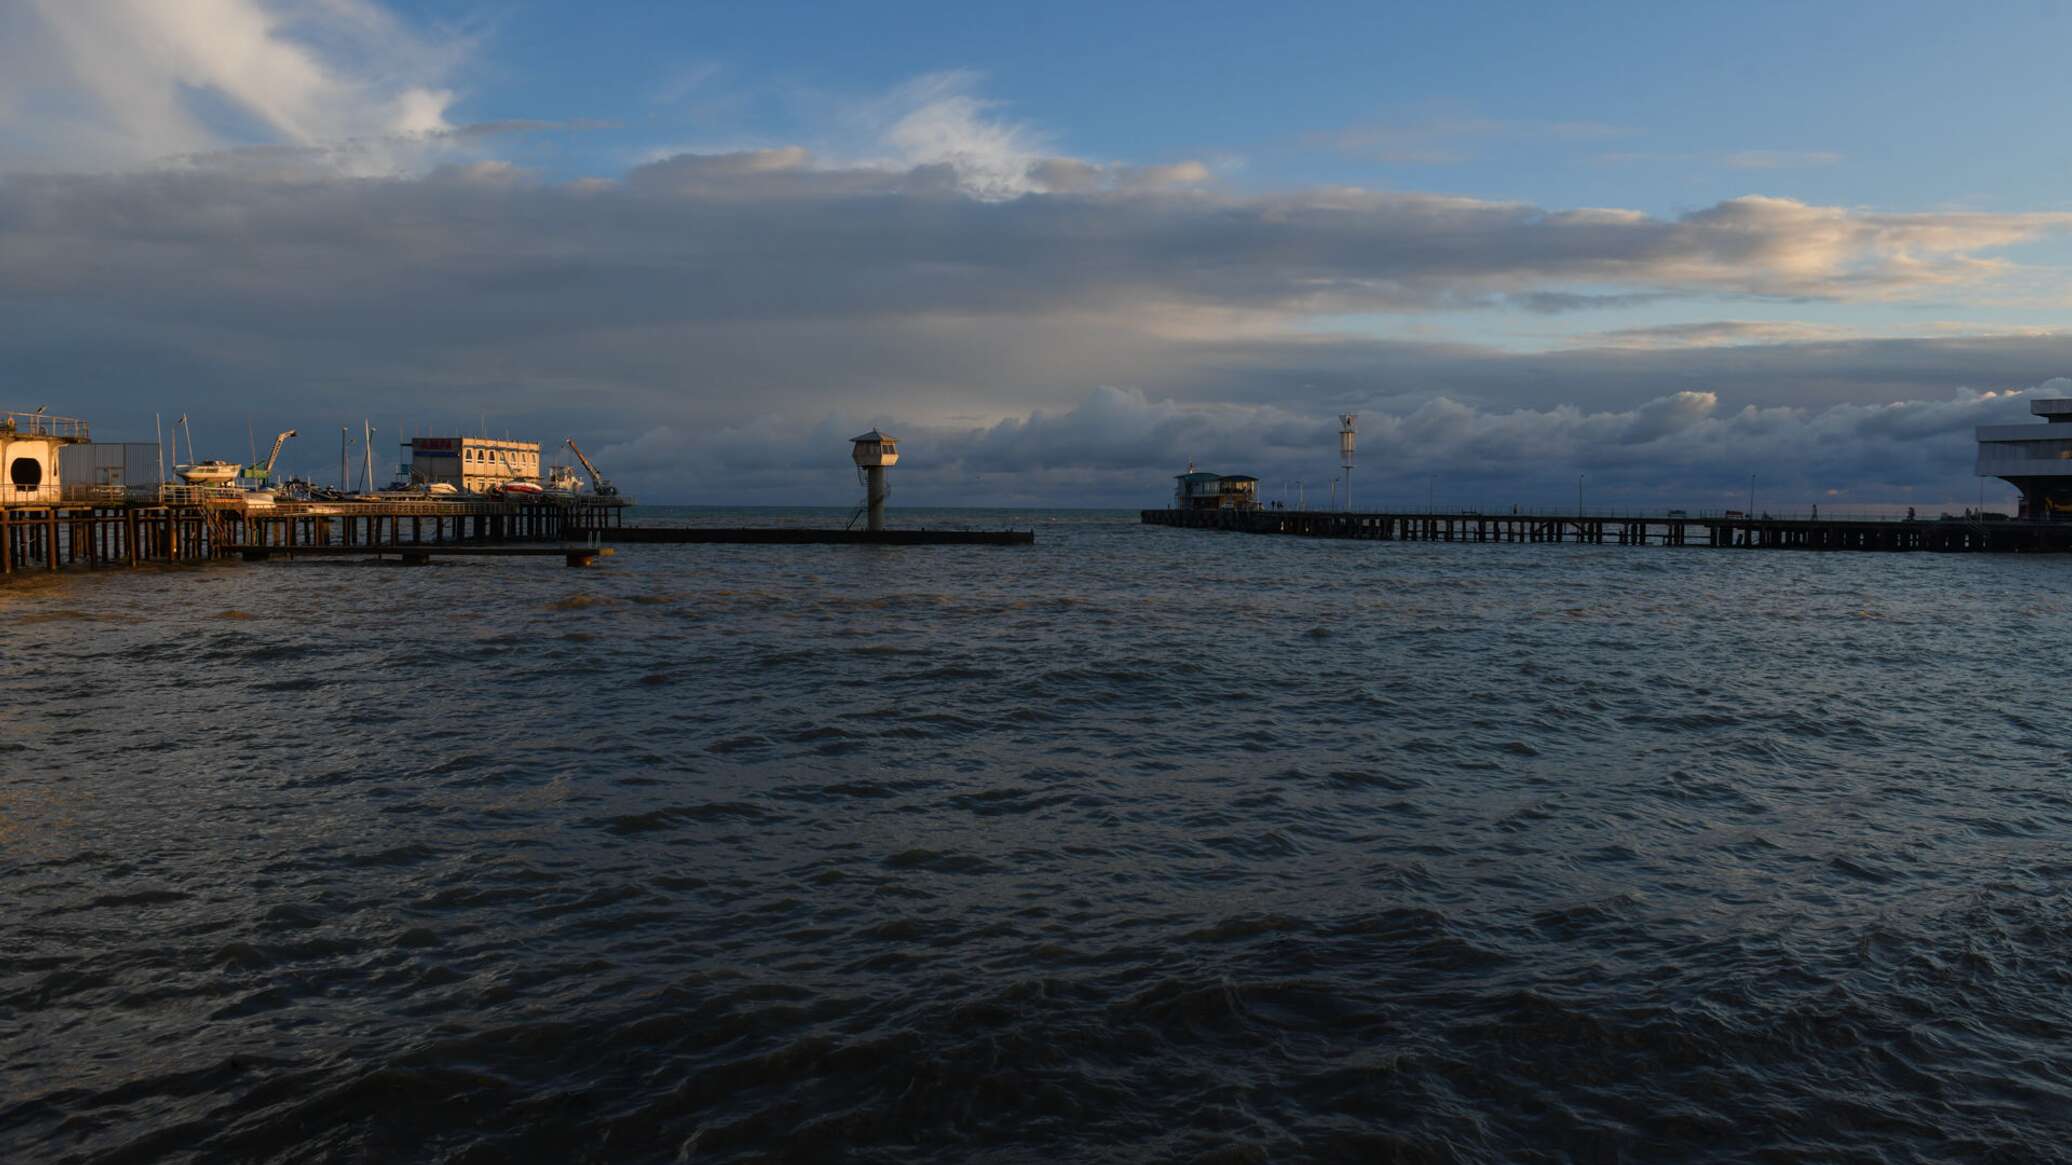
left=243, top=430, right=297, bottom=484
left=564, top=437, right=618, bottom=495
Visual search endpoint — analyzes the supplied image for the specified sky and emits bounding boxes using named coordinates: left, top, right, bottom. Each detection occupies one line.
left=3, top=0, right=2071, bottom=510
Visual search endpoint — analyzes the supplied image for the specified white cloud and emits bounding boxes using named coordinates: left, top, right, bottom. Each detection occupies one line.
left=801, top=71, right=1212, bottom=200
left=878, top=71, right=1053, bottom=200
left=4, top=0, right=462, bottom=173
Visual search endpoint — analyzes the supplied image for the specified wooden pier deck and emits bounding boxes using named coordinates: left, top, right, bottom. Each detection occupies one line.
left=227, top=544, right=607, bottom=567
left=1, top=489, right=630, bottom=578
left=0, top=488, right=1036, bottom=582
left=607, top=527, right=1035, bottom=546
left=1142, top=507, right=2072, bottom=553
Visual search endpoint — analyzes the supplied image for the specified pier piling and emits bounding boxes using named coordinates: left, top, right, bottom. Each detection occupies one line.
left=2, top=492, right=631, bottom=580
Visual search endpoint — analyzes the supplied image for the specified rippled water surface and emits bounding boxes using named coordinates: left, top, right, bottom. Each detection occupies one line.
left=5, top=507, right=2070, bottom=1163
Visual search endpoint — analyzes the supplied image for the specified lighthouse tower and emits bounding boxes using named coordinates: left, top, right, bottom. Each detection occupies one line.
left=850, top=429, right=899, bottom=532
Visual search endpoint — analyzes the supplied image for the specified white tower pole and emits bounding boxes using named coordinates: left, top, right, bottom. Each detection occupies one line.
left=1339, top=413, right=1357, bottom=511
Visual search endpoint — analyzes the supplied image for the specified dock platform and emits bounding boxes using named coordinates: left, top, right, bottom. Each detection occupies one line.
left=606, top=527, right=1034, bottom=546
left=1, top=489, right=630, bottom=577
left=1143, top=507, right=2072, bottom=552
left=228, top=544, right=607, bottom=567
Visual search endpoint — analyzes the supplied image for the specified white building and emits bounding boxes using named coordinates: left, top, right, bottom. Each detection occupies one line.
left=406, top=437, right=540, bottom=493
left=0, top=410, right=90, bottom=505
left=1976, top=399, right=2072, bottom=519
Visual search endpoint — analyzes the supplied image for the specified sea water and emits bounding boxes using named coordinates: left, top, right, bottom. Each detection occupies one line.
left=3, top=508, right=2068, bottom=1162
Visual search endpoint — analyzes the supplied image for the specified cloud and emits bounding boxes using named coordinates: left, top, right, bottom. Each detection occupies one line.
left=588, top=381, right=2066, bottom=510
left=2, top=0, right=463, bottom=174
left=7, top=163, right=2064, bottom=367
left=4, top=135, right=2072, bottom=503
left=828, top=71, right=1214, bottom=199
left=876, top=71, right=1055, bottom=200
left=1578, top=320, right=1865, bottom=349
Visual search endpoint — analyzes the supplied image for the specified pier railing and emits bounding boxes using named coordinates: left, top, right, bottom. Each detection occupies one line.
left=0, top=484, right=61, bottom=505
left=0, top=411, right=89, bottom=440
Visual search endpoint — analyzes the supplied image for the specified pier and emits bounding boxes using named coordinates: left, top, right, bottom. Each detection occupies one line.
left=228, top=544, right=607, bottom=567
left=0, top=410, right=1038, bottom=582
left=606, top=527, right=1034, bottom=546
left=0, top=488, right=630, bottom=577
left=1141, top=506, right=2072, bottom=552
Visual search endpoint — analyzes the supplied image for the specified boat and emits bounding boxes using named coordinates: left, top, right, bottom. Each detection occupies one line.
left=168, top=418, right=243, bottom=486
left=242, top=489, right=278, bottom=509
left=374, top=480, right=465, bottom=500
left=496, top=480, right=545, bottom=498
left=539, top=465, right=581, bottom=500
left=177, top=460, right=242, bottom=485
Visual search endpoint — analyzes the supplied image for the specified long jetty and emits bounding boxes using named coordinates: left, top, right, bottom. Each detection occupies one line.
left=1142, top=506, right=2071, bottom=552
left=607, top=527, right=1033, bottom=546
left=0, top=487, right=1034, bottom=580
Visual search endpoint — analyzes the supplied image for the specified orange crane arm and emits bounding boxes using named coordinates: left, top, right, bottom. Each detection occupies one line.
left=565, top=437, right=617, bottom=494
left=261, top=430, right=296, bottom=475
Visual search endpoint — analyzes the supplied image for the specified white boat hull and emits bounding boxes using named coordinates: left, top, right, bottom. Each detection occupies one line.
left=177, top=461, right=242, bottom=485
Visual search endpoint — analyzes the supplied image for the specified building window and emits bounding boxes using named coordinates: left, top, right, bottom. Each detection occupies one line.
left=10, top=457, right=40, bottom=487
